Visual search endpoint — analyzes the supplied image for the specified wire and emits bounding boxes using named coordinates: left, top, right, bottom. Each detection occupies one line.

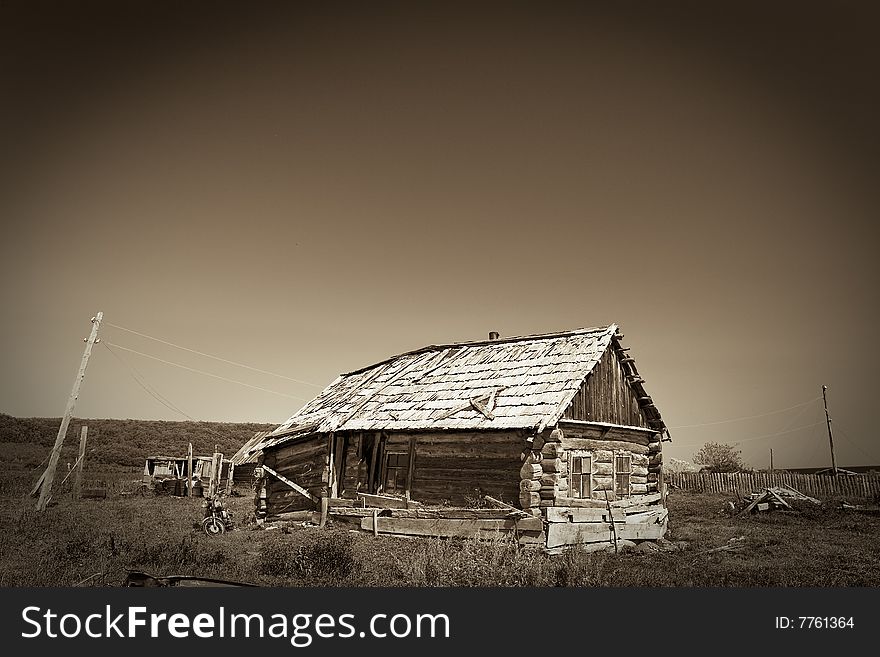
left=105, top=321, right=322, bottom=388
left=674, top=421, right=827, bottom=446
left=667, top=397, right=822, bottom=429
left=102, top=343, right=262, bottom=444
left=831, top=421, right=880, bottom=464
left=104, top=341, right=308, bottom=401
left=103, top=343, right=197, bottom=420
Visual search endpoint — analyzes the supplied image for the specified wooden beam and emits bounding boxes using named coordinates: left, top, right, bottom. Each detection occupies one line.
left=361, top=516, right=542, bottom=538
left=546, top=518, right=667, bottom=548
left=261, top=464, right=319, bottom=503
left=405, top=435, right=416, bottom=500
left=187, top=442, right=193, bottom=498
left=357, top=492, right=408, bottom=508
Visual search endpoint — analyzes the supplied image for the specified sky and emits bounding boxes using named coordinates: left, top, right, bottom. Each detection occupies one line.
left=1, top=1, right=878, bottom=469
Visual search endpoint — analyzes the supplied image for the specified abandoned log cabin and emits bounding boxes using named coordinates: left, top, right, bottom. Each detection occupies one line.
left=248, top=325, right=671, bottom=547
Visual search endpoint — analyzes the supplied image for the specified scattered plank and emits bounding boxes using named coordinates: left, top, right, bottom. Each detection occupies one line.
left=357, top=492, right=408, bottom=509
left=361, top=516, right=542, bottom=538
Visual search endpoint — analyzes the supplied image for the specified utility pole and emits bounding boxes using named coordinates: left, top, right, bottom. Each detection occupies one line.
left=36, top=312, right=103, bottom=510
left=822, top=385, right=838, bottom=476
left=769, top=448, right=774, bottom=472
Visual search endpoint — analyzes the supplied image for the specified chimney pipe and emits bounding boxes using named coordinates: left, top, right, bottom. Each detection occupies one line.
left=488, top=331, right=500, bottom=341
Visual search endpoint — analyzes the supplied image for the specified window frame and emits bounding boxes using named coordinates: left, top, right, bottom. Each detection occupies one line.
left=567, top=450, right=594, bottom=500
left=614, top=451, right=633, bottom=498
left=381, top=451, right=409, bottom=494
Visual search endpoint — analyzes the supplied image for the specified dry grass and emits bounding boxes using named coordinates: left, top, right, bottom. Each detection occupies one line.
left=1, top=485, right=879, bottom=587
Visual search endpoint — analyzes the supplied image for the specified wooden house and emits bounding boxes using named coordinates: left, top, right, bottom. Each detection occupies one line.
left=252, top=325, right=671, bottom=550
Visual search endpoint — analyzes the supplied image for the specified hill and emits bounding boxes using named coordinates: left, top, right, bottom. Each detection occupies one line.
left=0, top=413, right=276, bottom=471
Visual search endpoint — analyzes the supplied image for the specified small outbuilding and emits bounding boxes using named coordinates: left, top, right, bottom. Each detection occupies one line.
left=251, top=325, right=671, bottom=550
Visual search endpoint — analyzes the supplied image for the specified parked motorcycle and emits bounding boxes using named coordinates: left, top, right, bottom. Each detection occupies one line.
left=202, top=496, right=234, bottom=535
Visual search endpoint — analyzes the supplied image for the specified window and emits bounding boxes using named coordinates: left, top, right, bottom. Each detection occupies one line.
left=383, top=452, right=408, bottom=493
left=614, top=453, right=632, bottom=497
left=568, top=451, right=592, bottom=499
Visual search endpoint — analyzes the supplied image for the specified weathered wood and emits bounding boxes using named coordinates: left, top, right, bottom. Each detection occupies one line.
left=357, top=492, right=408, bottom=508
left=74, top=426, right=88, bottom=500
left=405, top=435, right=416, bottom=499
left=361, top=516, right=542, bottom=537
left=553, top=492, right=662, bottom=509
left=541, top=458, right=564, bottom=472
left=558, top=420, right=654, bottom=445
left=483, top=495, right=520, bottom=512
left=334, top=507, right=527, bottom=520
left=624, top=508, right=668, bottom=524
left=368, top=433, right=380, bottom=492
left=560, top=437, right=650, bottom=455
left=546, top=518, right=667, bottom=547
left=36, top=312, right=102, bottom=511
left=541, top=443, right=565, bottom=458
left=545, top=507, right=626, bottom=523
left=261, top=464, right=320, bottom=503
left=517, top=531, right=546, bottom=545
left=520, top=479, right=542, bottom=492
left=519, top=491, right=540, bottom=507
left=593, top=463, right=613, bottom=476
left=520, top=463, right=542, bottom=479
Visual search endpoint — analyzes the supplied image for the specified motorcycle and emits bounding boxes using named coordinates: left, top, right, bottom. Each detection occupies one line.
left=202, top=496, right=234, bottom=535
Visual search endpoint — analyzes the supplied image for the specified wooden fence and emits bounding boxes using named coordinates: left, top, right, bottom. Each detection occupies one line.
left=668, top=471, right=880, bottom=499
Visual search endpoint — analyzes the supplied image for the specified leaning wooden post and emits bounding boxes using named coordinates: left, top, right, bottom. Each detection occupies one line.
left=37, top=312, right=103, bottom=511
left=319, top=492, right=329, bottom=527
left=187, top=443, right=193, bottom=498
left=73, top=426, right=88, bottom=499
left=226, top=462, right=235, bottom=495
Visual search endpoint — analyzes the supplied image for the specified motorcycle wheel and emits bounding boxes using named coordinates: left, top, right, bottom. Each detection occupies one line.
left=202, top=517, right=225, bottom=536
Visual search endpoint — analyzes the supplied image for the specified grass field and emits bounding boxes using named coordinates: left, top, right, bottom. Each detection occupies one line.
left=1, top=483, right=878, bottom=587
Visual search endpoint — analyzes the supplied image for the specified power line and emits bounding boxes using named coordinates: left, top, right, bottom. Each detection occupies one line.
left=103, top=343, right=196, bottom=421
left=674, top=421, right=827, bottom=447
left=102, top=343, right=258, bottom=444
left=104, top=321, right=323, bottom=388
left=104, top=341, right=308, bottom=401
left=667, top=397, right=822, bottom=429
left=830, top=421, right=880, bottom=463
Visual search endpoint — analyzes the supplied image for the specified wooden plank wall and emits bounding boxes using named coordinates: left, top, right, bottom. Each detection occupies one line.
left=669, top=472, right=880, bottom=499
left=262, top=434, right=327, bottom=512
left=563, top=347, right=646, bottom=427
left=408, top=431, right=524, bottom=506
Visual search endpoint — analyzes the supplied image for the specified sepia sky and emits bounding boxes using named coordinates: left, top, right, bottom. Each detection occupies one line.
left=1, top=1, right=878, bottom=469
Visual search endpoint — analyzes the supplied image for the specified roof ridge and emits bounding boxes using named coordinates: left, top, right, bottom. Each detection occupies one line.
left=342, top=325, right=615, bottom=377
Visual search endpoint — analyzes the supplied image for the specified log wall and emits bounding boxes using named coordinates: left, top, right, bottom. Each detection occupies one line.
left=407, top=431, right=525, bottom=506
left=528, top=424, right=664, bottom=505
left=262, top=433, right=327, bottom=513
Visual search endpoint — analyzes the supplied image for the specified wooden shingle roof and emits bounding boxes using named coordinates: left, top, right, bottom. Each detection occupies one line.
left=259, top=325, right=664, bottom=450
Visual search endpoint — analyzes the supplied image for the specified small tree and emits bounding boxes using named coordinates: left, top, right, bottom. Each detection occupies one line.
left=693, top=442, right=745, bottom=473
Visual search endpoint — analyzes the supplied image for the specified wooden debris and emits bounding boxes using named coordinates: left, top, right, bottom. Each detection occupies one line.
left=740, top=484, right=820, bottom=514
